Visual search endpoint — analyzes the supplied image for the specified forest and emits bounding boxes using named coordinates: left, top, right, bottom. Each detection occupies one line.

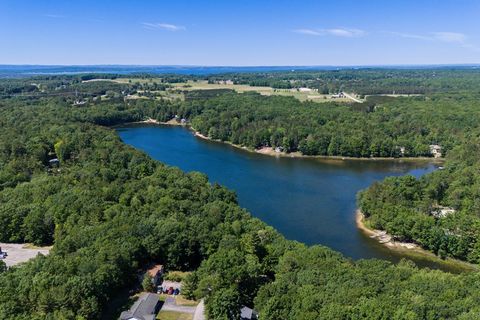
left=358, top=139, right=480, bottom=263
left=203, top=68, right=480, bottom=95
left=172, top=92, right=479, bottom=158
left=1, top=70, right=480, bottom=319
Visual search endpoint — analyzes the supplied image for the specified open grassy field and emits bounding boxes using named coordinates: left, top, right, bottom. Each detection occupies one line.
left=111, top=78, right=355, bottom=103
left=169, top=80, right=353, bottom=102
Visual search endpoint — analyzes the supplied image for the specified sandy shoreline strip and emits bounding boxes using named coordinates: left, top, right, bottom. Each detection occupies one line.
left=136, top=118, right=187, bottom=126
left=356, top=210, right=420, bottom=250
left=356, top=210, right=477, bottom=271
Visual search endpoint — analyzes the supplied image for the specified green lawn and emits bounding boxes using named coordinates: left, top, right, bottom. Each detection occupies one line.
left=163, top=270, right=192, bottom=282
left=156, top=310, right=193, bottom=320
left=157, top=294, right=198, bottom=307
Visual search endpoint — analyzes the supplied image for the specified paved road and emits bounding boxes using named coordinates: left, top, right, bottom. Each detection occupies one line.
left=160, top=296, right=205, bottom=319
left=0, top=243, right=50, bottom=267
left=161, top=296, right=196, bottom=314
left=193, top=299, right=205, bottom=320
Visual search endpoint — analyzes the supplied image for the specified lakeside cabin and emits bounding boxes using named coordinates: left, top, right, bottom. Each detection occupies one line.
left=429, top=144, right=442, bottom=158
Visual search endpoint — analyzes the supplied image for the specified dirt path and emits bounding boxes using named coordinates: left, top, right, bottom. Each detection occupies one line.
left=342, top=92, right=363, bottom=103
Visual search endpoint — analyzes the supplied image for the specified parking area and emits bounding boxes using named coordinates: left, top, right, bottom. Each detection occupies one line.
left=0, top=243, right=50, bottom=267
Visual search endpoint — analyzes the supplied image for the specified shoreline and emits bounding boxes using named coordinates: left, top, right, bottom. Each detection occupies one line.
left=124, top=118, right=444, bottom=163
left=134, top=118, right=187, bottom=126
left=188, top=125, right=443, bottom=163
left=117, top=119, right=472, bottom=272
left=356, top=210, right=477, bottom=272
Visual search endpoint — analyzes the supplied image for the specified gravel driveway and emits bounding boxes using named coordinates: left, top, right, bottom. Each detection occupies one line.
left=0, top=243, right=50, bottom=267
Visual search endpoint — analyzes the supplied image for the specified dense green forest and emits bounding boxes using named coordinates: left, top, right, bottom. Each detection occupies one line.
left=1, top=71, right=480, bottom=319
left=175, top=92, right=478, bottom=158
left=358, top=139, right=480, bottom=263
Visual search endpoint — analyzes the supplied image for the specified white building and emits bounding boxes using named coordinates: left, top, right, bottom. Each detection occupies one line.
left=429, top=144, right=442, bottom=158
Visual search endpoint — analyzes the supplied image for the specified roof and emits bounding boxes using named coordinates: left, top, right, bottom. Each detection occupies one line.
left=119, top=293, right=159, bottom=320
left=240, top=306, right=258, bottom=320
left=147, top=264, right=164, bottom=277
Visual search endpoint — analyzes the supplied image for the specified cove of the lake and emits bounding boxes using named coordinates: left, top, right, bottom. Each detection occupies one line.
left=117, top=124, right=470, bottom=272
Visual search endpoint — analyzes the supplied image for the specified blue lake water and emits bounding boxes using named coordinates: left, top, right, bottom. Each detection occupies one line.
left=116, top=125, right=464, bottom=271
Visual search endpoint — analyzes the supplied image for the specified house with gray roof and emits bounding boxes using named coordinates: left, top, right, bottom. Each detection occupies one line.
left=119, top=292, right=160, bottom=320
left=241, top=306, right=259, bottom=320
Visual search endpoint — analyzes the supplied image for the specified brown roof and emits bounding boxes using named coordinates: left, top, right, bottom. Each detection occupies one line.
left=147, top=264, right=164, bottom=277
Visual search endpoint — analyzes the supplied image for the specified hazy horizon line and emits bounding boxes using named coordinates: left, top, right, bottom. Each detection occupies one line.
left=1, top=63, right=480, bottom=68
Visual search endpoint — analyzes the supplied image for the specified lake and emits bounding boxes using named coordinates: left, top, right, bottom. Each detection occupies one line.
left=117, top=124, right=468, bottom=272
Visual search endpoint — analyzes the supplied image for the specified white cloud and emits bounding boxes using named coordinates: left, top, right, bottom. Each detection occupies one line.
left=387, top=31, right=480, bottom=52
left=142, top=22, right=186, bottom=31
left=432, top=32, right=466, bottom=43
left=43, top=14, right=66, bottom=18
left=387, top=32, right=431, bottom=41
left=326, top=28, right=366, bottom=37
left=294, top=27, right=366, bottom=38
left=294, top=29, right=323, bottom=36
left=389, top=31, right=467, bottom=43
left=388, top=31, right=478, bottom=51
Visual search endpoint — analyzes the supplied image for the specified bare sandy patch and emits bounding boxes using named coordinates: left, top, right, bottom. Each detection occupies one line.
left=0, top=243, right=50, bottom=267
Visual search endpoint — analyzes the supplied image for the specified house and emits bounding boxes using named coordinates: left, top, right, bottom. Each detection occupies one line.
left=147, top=264, right=164, bottom=286
left=119, top=292, right=160, bottom=320
left=429, top=144, right=442, bottom=158
left=240, top=306, right=259, bottom=320
left=298, top=87, right=312, bottom=92
left=331, top=92, right=345, bottom=99
left=396, top=146, right=406, bottom=156
left=73, top=99, right=86, bottom=106
left=431, top=206, right=455, bottom=218
left=216, top=80, right=234, bottom=85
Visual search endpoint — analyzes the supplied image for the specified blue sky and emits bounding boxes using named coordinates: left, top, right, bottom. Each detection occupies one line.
left=1, top=0, right=480, bottom=66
